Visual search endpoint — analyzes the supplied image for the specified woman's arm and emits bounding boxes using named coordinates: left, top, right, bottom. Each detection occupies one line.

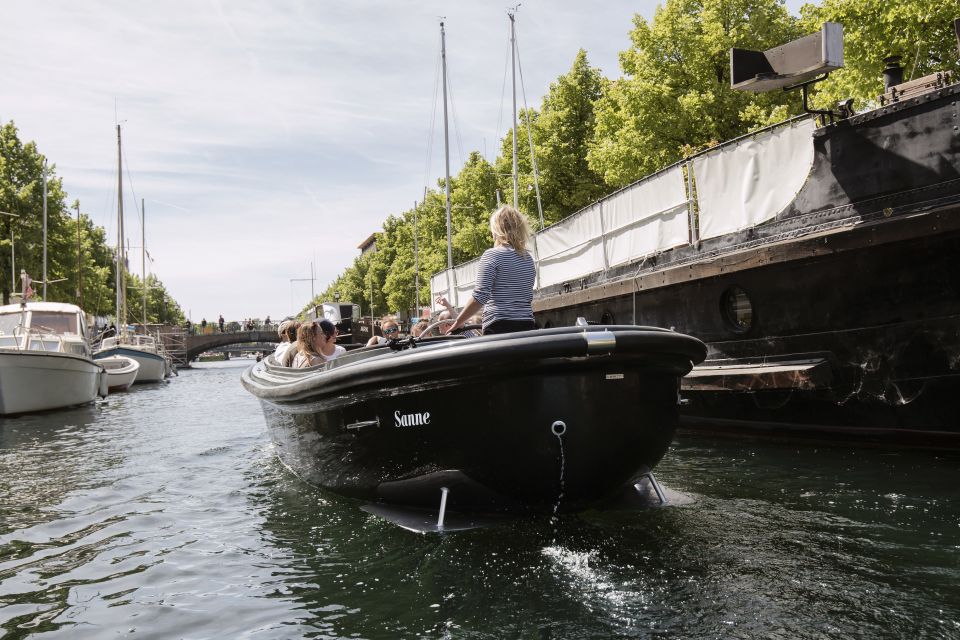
left=444, top=296, right=483, bottom=334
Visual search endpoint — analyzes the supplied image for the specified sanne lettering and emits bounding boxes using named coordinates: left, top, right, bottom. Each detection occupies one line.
left=394, top=410, right=431, bottom=427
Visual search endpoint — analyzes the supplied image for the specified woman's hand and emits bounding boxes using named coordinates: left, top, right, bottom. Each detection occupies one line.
left=434, top=295, right=454, bottom=312
left=442, top=318, right=463, bottom=335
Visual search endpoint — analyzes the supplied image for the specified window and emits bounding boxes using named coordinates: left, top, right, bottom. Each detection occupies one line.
left=30, top=312, right=78, bottom=334
left=0, top=313, right=21, bottom=335
left=721, top=286, right=753, bottom=333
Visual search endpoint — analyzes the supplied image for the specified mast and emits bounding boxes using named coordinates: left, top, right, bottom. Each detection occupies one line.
left=76, top=202, right=83, bottom=308
left=413, top=199, right=419, bottom=318
left=42, top=162, right=47, bottom=300
left=142, top=197, right=147, bottom=323
left=440, top=21, right=453, bottom=272
left=116, top=124, right=126, bottom=329
left=509, top=10, right=519, bottom=209
left=440, top=20, right=458, bottom=307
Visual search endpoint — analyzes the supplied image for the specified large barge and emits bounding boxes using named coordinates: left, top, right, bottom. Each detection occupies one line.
left=431, top=23, right=960, bottom=446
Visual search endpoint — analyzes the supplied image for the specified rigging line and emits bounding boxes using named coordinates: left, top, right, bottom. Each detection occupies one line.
left=123, top=151, right=144, bottom=242
left=423, top=47, right=442, bottom=194
left=514, top=30, right=544, bottom=229
left=445, top=60, right=466, bottom=169
left=495, top=21, right=510, bottom=163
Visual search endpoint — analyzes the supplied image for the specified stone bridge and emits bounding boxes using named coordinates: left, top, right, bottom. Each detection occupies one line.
left=184, top=330, right=279, bottom=362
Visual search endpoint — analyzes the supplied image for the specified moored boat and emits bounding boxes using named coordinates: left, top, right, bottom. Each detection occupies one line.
left=95, top=334, right=166, bottom=383
left=431, top=23, right=960, bottom=447
left=242, top=325, right=705, bottom=515
left=0, top=301, right=107, bottom=415
left=98, top=355, right=140, bottom=391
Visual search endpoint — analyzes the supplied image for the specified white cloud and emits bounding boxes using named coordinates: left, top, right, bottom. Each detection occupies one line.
left=2, top=0, right=804, bottom=319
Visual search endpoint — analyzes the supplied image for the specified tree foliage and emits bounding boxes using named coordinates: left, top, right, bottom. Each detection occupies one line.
left=588, top=0, right=803, bottom=187
left=800, top=0, right=960, bottom=110
left=310, top=0, right=960, bottom=318
left=0, top=121, right=184, bottom=325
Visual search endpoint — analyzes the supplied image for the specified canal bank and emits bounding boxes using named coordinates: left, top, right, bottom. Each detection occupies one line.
left=0, top=360, right=957, bottom=638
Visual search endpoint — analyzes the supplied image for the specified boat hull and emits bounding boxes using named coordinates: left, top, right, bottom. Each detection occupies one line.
left=0, top=351, right=104, bottom=415
left=94, top=347, right=165, bottom=383
left=99, top=355, right=140, bottom=391
left=527, top=83, right=960, bottom=447
left=245, top=326, right=706, bottom=513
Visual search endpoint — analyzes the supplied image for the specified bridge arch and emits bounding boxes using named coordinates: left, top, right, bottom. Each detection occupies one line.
left=185, top=330, right=280, bottom=362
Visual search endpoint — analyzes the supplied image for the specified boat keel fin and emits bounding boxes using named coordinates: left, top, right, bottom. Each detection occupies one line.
left=360, top=502, right=515, bottom=533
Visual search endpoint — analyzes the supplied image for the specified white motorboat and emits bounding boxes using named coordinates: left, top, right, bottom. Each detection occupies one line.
left=98, top=355, right=140, bottom=391
left=0, top=301, right=107, bottom=415
left=95, top=334, right=166, bottom=383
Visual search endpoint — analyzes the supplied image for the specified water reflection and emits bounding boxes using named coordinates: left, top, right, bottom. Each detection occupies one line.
left=0, top=360, right=956, bottom=639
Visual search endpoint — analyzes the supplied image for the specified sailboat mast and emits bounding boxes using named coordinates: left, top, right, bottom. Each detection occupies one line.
left=76, top=202, right=83, bottom=308
left=42, top=162, right=47, bottom=300
left=142, top=198, right=147, bottom=324
left=413, top=199, right=419, bottom=317
left=510, top=11, right=519, bottom=210
left=116, top=124, right=126, bottom=328
left=440, top=21, right=453, bottom=272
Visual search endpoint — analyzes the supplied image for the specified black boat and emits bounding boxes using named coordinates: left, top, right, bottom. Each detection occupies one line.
left=431, top=22, right=960, bottom=447
left=242, top=325, right=705, bottom=519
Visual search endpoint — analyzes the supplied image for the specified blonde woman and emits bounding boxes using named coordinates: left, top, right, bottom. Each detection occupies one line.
left=445, top=206, right=536, bottom=335
left=292, top=323, right=324, bottom=368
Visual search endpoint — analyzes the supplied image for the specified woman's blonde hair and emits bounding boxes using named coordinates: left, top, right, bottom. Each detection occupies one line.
left=296, top=322, right=320, bottom=357
left=489, top=206, right=531, bottom=255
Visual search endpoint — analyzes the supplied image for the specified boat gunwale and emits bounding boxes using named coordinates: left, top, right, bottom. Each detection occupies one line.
left=243, top=326, right=705, bottom=403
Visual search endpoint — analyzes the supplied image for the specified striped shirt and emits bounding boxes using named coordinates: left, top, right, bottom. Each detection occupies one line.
left=472, top=245, right=536, bottom=329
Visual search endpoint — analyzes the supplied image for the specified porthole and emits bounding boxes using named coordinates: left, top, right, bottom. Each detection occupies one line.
left=720, top=286, right=753, bottom=333
left=600, top=310, right=615, bottom=325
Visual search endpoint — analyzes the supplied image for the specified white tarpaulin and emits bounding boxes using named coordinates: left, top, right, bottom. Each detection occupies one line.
left=430, top=259, right=479, bottom=309
left=694, top=117, right=815, bottom=239
left=430, top=270, right=453, bottom=306
left=535, top=204, right=604, bottom=288
left=601, top=165, right=689, bottom=268
left=452, top=259, right=479, bottom=307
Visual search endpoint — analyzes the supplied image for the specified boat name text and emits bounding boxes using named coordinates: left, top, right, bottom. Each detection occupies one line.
left=395, top=410, right=431, bottom=428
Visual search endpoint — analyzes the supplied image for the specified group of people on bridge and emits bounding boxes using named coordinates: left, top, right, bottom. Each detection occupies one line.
left=184, top=314, right=273, bottom=335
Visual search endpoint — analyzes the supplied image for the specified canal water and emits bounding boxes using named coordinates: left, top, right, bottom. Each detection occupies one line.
left=1, top=360, right=957, bottom=639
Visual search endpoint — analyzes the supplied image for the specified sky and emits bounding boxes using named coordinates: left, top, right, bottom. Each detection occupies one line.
left=3, top=0, right=804, bottom=322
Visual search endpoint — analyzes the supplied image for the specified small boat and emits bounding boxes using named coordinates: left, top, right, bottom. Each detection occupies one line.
left=98, top=355, right=140, bottom=391
left=0, top=301, right=107, bottom=415
left=242, top=325, right=706, bottom=518
left=95, top=334, right=167, bottom=383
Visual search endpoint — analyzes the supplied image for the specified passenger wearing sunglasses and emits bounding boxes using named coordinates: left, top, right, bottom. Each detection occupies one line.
left=366, top=316, right=402, bottom=347
left=315, top=319, right=346, bottom=362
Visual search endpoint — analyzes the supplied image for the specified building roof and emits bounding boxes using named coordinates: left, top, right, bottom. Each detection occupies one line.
left=357, top=232, right=379, bottom=251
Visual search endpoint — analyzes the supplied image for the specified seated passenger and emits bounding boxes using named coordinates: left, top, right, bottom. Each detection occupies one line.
left=315, top=319, right=346, bottom=362
left=410, top=319, right=429, bottom=337
left=273, top=319, right=300, bottom=363
left=292, top=323, right=324, bottom=368
left=366, top=315, right=400, bottom=346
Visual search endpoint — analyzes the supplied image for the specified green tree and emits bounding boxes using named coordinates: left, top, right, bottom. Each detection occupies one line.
left=800, top=0, right=960, bottom=110
left=0, top=120, right=185, bottom=323
left=531, top=49, right=609, bottom=225
left=588, top=0, right=802, bottom=187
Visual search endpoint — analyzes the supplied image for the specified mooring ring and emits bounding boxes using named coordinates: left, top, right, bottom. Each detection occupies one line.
left=551, top=420, right=567, bottom=437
